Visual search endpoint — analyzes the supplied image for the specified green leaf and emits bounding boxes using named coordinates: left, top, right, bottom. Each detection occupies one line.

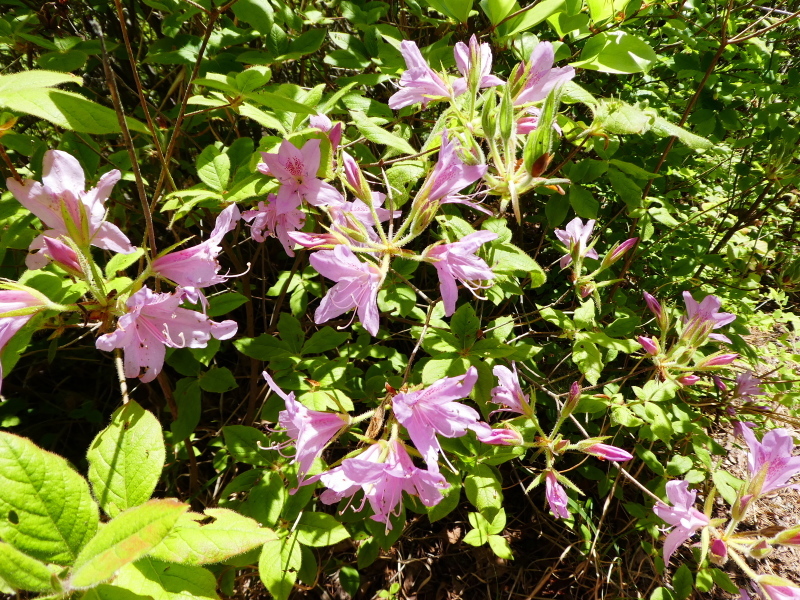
left=423, top=0, right=472, bottom=23
left=487, top=534, right=514, bottom=559
left=222, top=425, right=276, bottom=466
left=350, top=110, right=416, bottom=156
left=234, top=335, right=293, bottom=360
left=573, top=31, right=657, bottom=74
left=672, top=563, right=693, bottom=600
left=277, top=312, right=305, bottom=354
left=114, top=559, right=219, bottom=600
left=0, top=88, right=147, bottom=134
left=569, top=184, right=599, bottom=219
left=428, top=470, right=461, bottom=522
left=651, top=116, right=714, bottom=151
left=105, top=248, right=144, bottom=278
left=464, top=464, right=503, bottom=513
left=451, top=304, right=479, bottom=348
left=0, top=432, right=99, bottom=565
left=233, top=0, right=274, bottom=34
left=80, top=584, right=152, bottom=600
left=0, top=70, right=81, bottom=94
left=712, top=471, right=744, bottom=506
left=709, top=567, right=739, bottom=594
left=492, top=243, right=546, bottom=285
left=295, top=513, right=350, bottom=547
left=288, top=29, right=327, bottom=56
left=338, top=566, right=360, bottom=598
left=87, top=401, right=166, bottom=518
left=580, top=331, right=639, bottom=353
left=197, top=145, right=231, bottom=193
left=586, top=0, right=630, bottom=23
left=572, top=336, right=603, bottom=385
left=0, top=542, right=57, bottom=592
left=198, top=367, right=238, bottom=393
left=545, top=195, right=569, bottom=227
left=259, top=534, right=302, bottom=600
left=69, top=500, right=188, bottom=589
left=302, top=327, right=350, bottom=355
left=170, top=378, right=202, bottom=441
left=206, top=291, right=249, bottom=317
left=245, top=91, right=317, bottom=115
left=147, top=508, right=276, bottom=565
left=644, top=402, right=672, bottom=444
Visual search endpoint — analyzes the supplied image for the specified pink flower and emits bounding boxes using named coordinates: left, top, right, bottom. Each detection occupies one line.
left=392, top=367, right=481, bottom=471
left=257, top=139, right=344, bottom=211
left=735, top=371, right=764, bottom=399
left=6, top=150, right=135, bottom=267
left=545, top=471, right=570, bottom=519
left=319, top=439, right=448, bottom=529
left=581, top=443, right=634, bottom=462
left=471, top=423, right=523, bottom=445
left=263, top=371, right=350, bottom=486
left=643, top=292, right=663, bottom=320
left=491, top=363, right=532, bottom=416
left=95, top=287, right=237, bottom=383
left=601, top=237, right=638, bottom=267
left=513, top=41, right=575, bottom=106
left=755, top=576, right=800, bottom=600
left=452, top=35, right=504, bottom=95
left=426, top=231, right=497, bottom=317
left=152, top=204, right=240, bottom=304
left=554, top=217, right=599, bottom=268
left=287, top=231, right=344, bottom=250
left=242, top=195, right=305, bottom=256
left=709, top=539, right=728, bottom=565
left=652, top=480, right=709, bottom=564
left=677, top=374, right=701, bottom=386
left=741, top=426, right=800, bottom=496
left=0, top=289, right=49, bottom=390
left=328, top=195, right=399, bottom=244
left=389, top=41, right=454, bottom=110
left=308, top=114, right=342, bottom=152
left=425, top=132, right=488, bottom=204
left=638, top=336, right=659, bottom=356
left=309, top=245, right=384, bottom=336
left=40, top=237, right=83, bottom=275
left=682, top=291, right=736, bottom=344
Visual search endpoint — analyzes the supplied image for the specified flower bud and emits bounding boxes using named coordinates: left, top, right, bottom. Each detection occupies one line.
left=697, top=353, right=739, bottom=369
left=562, top=381, right=581, bottom=416
left=341, top=152, right=372, bottom=202
left=580, top=442, right=633, bottom=462
left=709, top=539, right=728, bottom=565
left=287, top=231, right=345, bottom=250
left=748, top=539, right=773, bottom=559
left=771, top=523, right=800, bottom=547
left=677, top=374, right=700, bottom=386
left=601, top=237, right=637, bottom=269
left=638, top=336, right=659, bottom=356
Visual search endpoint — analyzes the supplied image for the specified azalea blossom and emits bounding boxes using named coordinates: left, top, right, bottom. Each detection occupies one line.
left=513, top=41, right=576, bottom=106
left=152, top=203, right=241, bottom=303
left=755, top=576, right=800, bottom=600
left=424, top=131, right=488, bottom=205
left=638, top=336, right=659, bottom=356
left=308, top=113, right=342, bottom=152
left=319, top=438, right=448, bottom=529
left=452, top=35, right=504, bottom=96
left=392, top=367, right=482, bottom=471
left=309, top=245, right=384, bottom=336
left=471, top=423, right=523, bottom=445
left=7, top=149, right=135, bottom=268
left=545, top=471, right=570, bottom=519
left=95, top=287, right=237, bottom=383
left=0, top=289, right=50, bottom=390
left=328, top=194, right=399, bottom=244
left=257, top=139, right=344, bottom=211
left=242, top=195, right=306, bottom=256
left=677, top=374, right=701, bottom=386
left=554, top=217, right=598, bottom=269
left=682, top=291, right=736, bottom=344
left=40, top=237, right=83, bottom=275
left=741, top=426, right=800, bottom=496
left=491, top=363, right=532, bottom=416
left=426, top=230, right=498, bottom=317
left=652, top=479, right=709, bottom=563
left=263, top=371, right=350, bottom=486
left=735, top=371, right=764, bottom=399
left=287, top=231, right=344, bottom=250
left=389, top=41, right=454, bottom=110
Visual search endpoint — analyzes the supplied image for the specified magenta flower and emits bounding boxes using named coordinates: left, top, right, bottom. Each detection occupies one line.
left=471, top=423, right=523, bottom=445
left=554, top=217, right=599, bottom=268
left=257, top=139, right=344, bottom=211
left=242, top=195, right=306, bottom=256
left=755, top=576, right=800, bottom=600
left=7, top=150, right=135, bottom=267
left=152, top=204, right=240, bottom=304
left=389, top=41, right=454, bottom=110
left=319, top=439, right=448, bottom=529
left=735, top=371, right=764, bottom=399
left=652, top=480, right=709, bottom=564
left=697, top=353, right=739, bottom=368
left=491, top=363, right=532, bottom=416
left=95, top=287, right=236, bottom=383
left=40, top=237, right=83, bottom=275
left=601, top=237, right=638, bottom=267
left=263, top=371, right=350, bottom=486
left=638, top=336, right=659, bottom=356
left=682, top=291, right=736, bottom=344
left=513, top=41, right=575, bottom=106
left=309, top=245, right=384, bottom=336
left=545, top=471, right=570, bottom=519
left=287, top=231, right=344, bottom=250
left=643, top=292, right=663, bottom=320
left=328, top=195, right=399, bottom=244
left=426, top=231, right=497, bottom=317
left=308, top=114, right=342, bottom=152
left=0, top=289, right=50, bottom=390
left=452, top=35, right=504, bottom=96
left=677, top=374, right=701, bottom=386
left=741, top=426, right=800, bottom=496
left=581, top=443, right=633, bottom=462
left=392, top=367, right=481, bottom=471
